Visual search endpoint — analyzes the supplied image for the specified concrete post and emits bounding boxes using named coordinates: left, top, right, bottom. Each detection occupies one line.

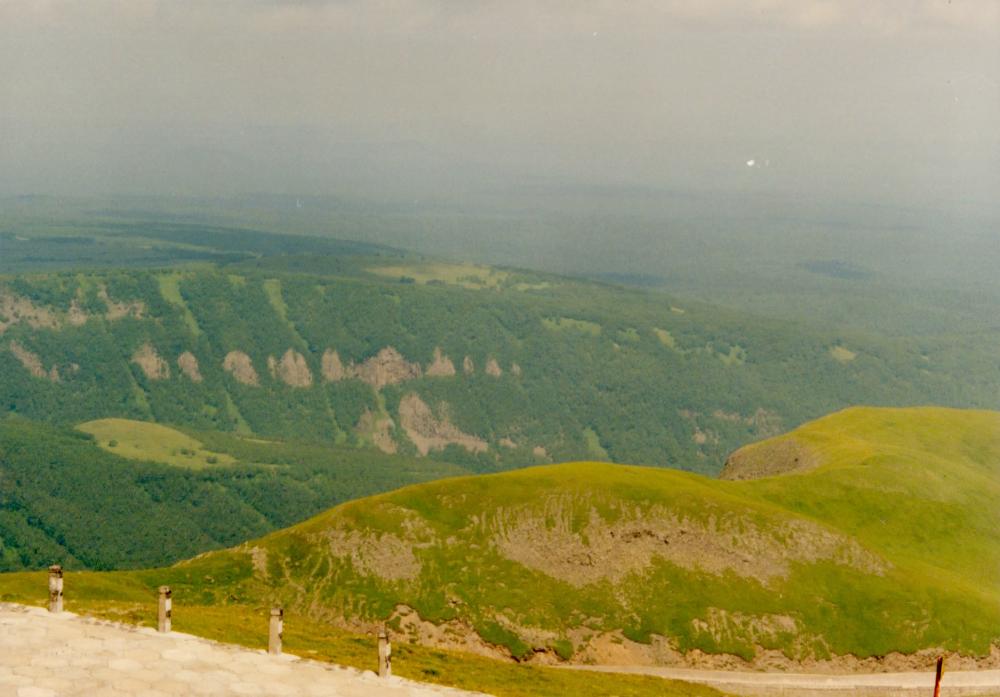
left=48, top=565, right=63, bottom=613
left=157, top=586, right=172, bottom=633
left=377, top=627, right=391, bottom=678
left=268, top=608, right=283, bottom=655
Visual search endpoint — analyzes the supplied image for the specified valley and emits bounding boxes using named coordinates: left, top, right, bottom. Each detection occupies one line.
left=2, top=215, right=999, bottom=696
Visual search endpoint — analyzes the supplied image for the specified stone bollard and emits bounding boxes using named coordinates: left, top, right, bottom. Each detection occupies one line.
left=268, top=608, right=283, bottom=655
left=48, top=565, right=63, bottom=613
left=157, top=586, right=172, bottom=633
left=377, top=627, right=391, bottom=678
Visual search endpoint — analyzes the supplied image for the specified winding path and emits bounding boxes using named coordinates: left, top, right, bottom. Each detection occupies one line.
left=569, top=664, right=1000, bottom=696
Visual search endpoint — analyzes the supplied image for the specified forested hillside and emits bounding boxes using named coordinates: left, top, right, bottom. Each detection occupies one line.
left=0, top=417, right=464, bottom=571
left=2, top=246, right=999, bottom=474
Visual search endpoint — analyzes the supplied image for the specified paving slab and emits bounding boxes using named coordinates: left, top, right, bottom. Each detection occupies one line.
left=0, top=604, right=489, bottom=697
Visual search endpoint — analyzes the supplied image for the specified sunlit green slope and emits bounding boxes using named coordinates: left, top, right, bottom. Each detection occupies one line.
left=53, top=406, right=992, bottom=664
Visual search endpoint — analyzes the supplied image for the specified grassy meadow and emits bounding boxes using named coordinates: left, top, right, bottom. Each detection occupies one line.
left=77, top=418, right=237, bottom=469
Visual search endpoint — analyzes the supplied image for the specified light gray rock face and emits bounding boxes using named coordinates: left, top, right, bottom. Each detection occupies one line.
left=0, top=603, right=491, bottom=697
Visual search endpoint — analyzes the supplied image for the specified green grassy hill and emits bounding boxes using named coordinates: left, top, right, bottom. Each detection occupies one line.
left=6, top=407, right=994, bottom=668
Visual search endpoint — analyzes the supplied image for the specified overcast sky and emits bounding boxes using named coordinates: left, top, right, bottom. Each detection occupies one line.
left=1, top=1, right=997, bottom=211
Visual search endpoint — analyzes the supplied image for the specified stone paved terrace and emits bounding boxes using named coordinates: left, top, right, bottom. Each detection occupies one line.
left=0, top=603, right=491, bottom=697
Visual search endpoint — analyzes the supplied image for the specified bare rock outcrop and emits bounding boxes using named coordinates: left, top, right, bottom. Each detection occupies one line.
left=326, top=528, right=421, bottom=581
left=462, top=356, right=474, bottom=374
left=131, top=343, right=170, bottom=380
left=99, top=286, right=145, bottom=320
left=9, top=341, right=59, bottom=382
left=492, top=500, right=887, bottom=588
left=425, top=347, right=456, bottom=377
left=223, top=351, right=259, bottom=386
left=0, top=292, right=59, bottom=334
left=268, top=349, right=313, bottom=388
left=356, top=409, right=397, bottom=454
left=321, top=349, right=346, bottom=382
left=398, top=393, right=488, bottom=456
left=67, top=299, right=89, bottom=326
left=177, top=351, right=203, bottom=382
left=350, top=347, right=421, bottom=390
left=720, top=437, right=820, bottom=481
left=485, top=357, right=503, bottom=377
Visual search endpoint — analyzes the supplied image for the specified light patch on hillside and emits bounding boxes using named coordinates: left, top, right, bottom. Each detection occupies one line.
left=262, top=279, right=290, bottom=322
left=712, top=408, right=784, bottom=438
left=99, top=286, right=145, bottom=320
left=67, top=299, right=89, bottom=327
left=462, top=356, right=475, bottom=374
left=425, top=347, right=456, bottom=377
left=484, top=357, right=503, bottom=377
left=513, top=281, right=551, bottom=291
left=131, top=343, right=170, bottom=380
left=368, top=262, right=510, bottom=290
left=267, top=349, right=313, bottom=388
left=398, top=393, right=488, bottom=456
left=0, top=292, right=59, bottom=334
left=830, top=345, right=858, bottom=362
left=324, top=508, right=433, bottom=581
left=355, top=409, right=397, bottom=454
left=691, top=608, right=797, bottom=649
left=157, top=274, right=200, bottom=335
left=542, top=317, right=602, bottom=336
left=653, top=327, right=679, bottom=350
left=692, top=425, right=718, bottom=446
left=583, top=427, right=609, bottom=460
left=721, top=436, right=822, bottom=480
left=223, top=351, right=260, bottom=386
left=9, top=341, right=59, bottom=382
left=718, top=345, right=747, bottom=366
left=321, top=349, right=346, bottom=382
left=349, top=347, right=421, bottom=390
left=510, top=362, right=522, bottom=376
left=492, top=499, right=887, bottom=587
left=176, top=351, right=203, bottom=382
left=77, top=418, right=236, bottom=469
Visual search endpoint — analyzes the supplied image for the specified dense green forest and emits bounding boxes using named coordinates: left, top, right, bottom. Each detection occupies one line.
left=2, top=220, right=1000, bottom=475
left=0, top=417, right=464, bottom=571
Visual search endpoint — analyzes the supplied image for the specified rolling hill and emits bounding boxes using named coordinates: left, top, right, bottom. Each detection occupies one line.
left=5, top=407, right=993, bottom=670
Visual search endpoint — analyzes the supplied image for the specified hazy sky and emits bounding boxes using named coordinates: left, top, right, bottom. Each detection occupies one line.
left=1, top=1, right=997, bottom=210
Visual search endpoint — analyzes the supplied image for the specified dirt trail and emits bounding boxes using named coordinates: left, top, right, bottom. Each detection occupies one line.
left=567, top=664, right=1000, bottom=696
